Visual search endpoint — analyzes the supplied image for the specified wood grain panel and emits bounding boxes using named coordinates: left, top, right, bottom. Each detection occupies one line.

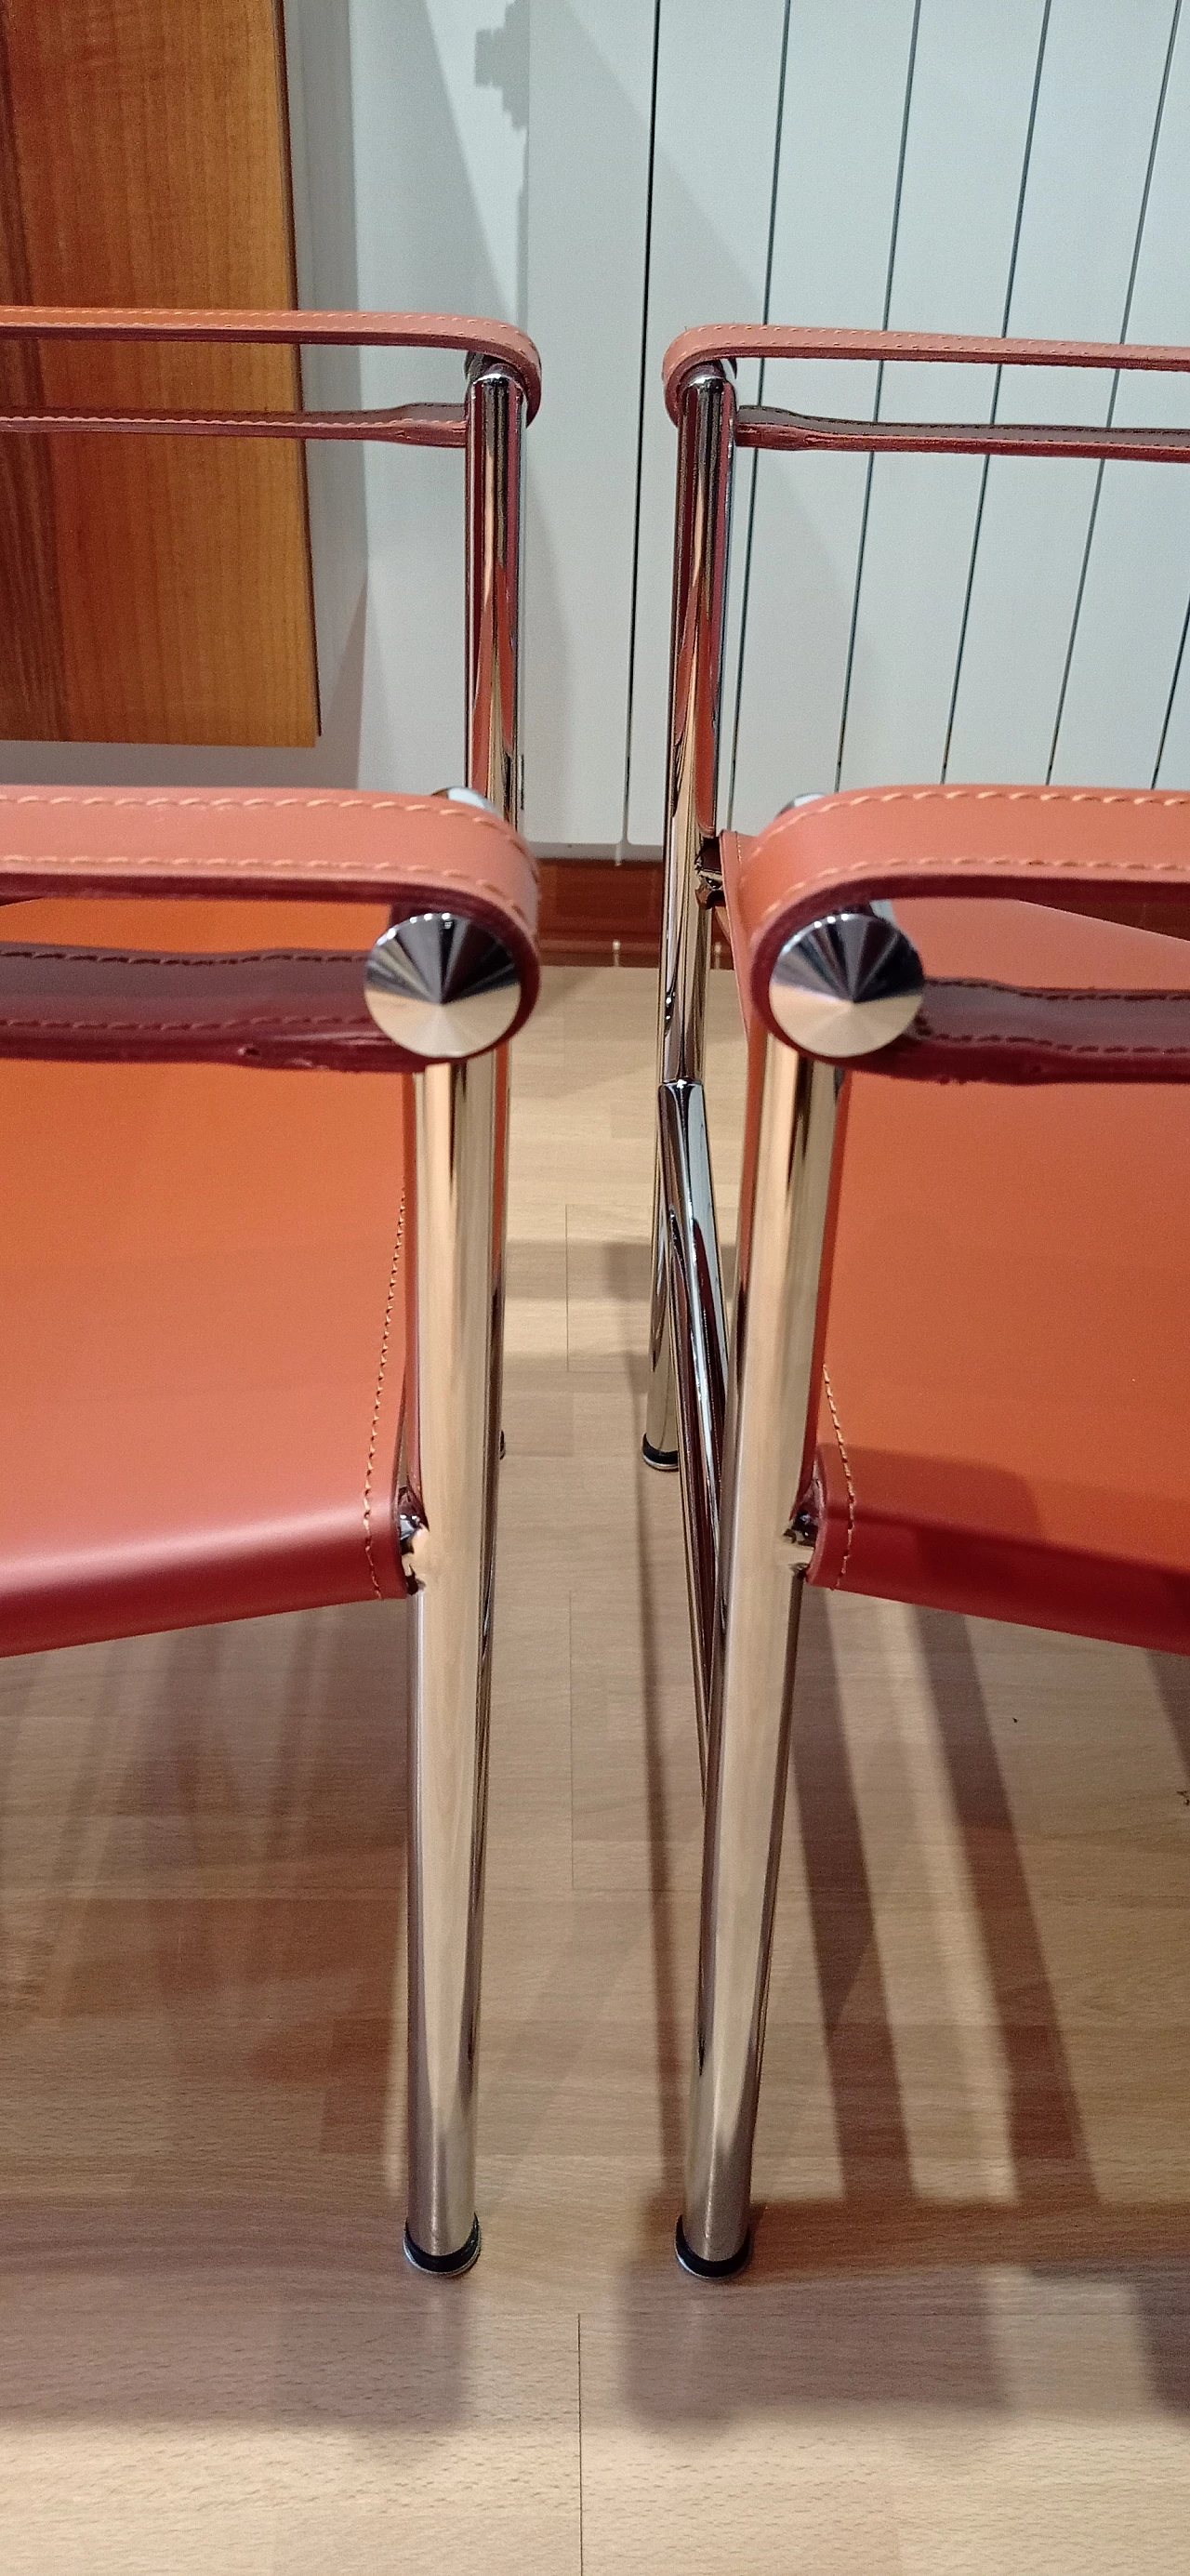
left=536, top=855, right=731, bottom=966
left=535, top=855, right=1190, bottom=969
left=0, top=0, right=317, bottom=746
left=0, top=27, right=65, bottom=738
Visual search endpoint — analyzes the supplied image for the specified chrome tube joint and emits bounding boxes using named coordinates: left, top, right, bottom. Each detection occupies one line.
left=644, top=361, right=737, bottom=1468
left=365, top=895, right=522, bottom=1068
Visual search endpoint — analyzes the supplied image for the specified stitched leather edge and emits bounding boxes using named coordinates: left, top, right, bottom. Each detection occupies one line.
left=819, top=1367, right=856, bottom=1590
left=364, top=1194, right=406, bottom=1602
left=734, top=788, right=1190, bottom=1051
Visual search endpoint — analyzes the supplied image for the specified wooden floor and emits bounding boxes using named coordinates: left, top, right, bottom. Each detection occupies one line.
left=4, top=963, right=1190, bottom=2570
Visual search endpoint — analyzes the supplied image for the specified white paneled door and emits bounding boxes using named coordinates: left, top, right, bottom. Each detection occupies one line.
left=525, top=0, right=1190, bottom=842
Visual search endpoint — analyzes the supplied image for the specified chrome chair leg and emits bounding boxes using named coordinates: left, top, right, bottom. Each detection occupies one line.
left=679, top=1037, right=840, bottom=2275
left=658, top=1077, right=728, bottom=1790
left=643, top=362, right=736, bottom=1470
left=398, top=348, right=524, bottom=2274
left=403, top=1047, right=506, bottom=2271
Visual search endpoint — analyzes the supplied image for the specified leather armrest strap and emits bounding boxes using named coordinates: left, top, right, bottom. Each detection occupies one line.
left=0, top=791, right=539, bottom=1065
left=664, top=323, right=1190, bottom=429
left=722, top=789, right=1190, bottom=1080
left=0, top=304, right=542, bottom=425
left=0, top=945, right=416, bottom=1073
left=868, top=977, right=1190, bottom=1085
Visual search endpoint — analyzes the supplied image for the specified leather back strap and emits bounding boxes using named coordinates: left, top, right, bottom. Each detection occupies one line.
left=664, top=324, right=1190, bottom=447
left=0, top=306, right=542, bottom=434
left=0, top=942, right=414, bottom=1073
left=871, top=978, right=1190, bottom=1085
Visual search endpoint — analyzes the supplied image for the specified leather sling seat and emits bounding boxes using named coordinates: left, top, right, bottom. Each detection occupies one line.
left=0, top=786, right=537, bottom=1656
left=721, top=788, right=1190, bottom=1656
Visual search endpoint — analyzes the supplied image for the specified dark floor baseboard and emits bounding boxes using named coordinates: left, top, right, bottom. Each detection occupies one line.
left=536, top=852, right=1190, bottom=970
left=536, top=854, right=730, bottom=968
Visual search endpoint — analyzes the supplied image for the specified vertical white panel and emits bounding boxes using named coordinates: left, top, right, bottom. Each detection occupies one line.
left=624, top=0, right=789, bottom=850
left=1050, top=18, right=1190, bottom=786
left=837, top=0, right=1048, bottom=788
left=945, top=0, right=1179, bottom=784
left=350, top=0, right=525, bottom=796
left=1156, top=610, right=1190, bottom=786
left=726, top=0, right=919, bottom=832
left=523, top=3, right=654, bottom=845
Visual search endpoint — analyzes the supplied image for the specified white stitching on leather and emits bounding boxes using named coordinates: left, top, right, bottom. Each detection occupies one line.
left=364, top=1193, right=405, bottom=1601
left=747, top=786, right=1190, bottom=948
left=820, top=1365, right=856, bottom=1590
left=0, top=796, right=536, bottom=935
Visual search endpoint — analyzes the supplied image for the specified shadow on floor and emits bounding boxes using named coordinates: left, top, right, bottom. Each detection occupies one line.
left=0, top=1597, right=488, bottom=2431
left=626, top=1584, right=1190, bottom=2423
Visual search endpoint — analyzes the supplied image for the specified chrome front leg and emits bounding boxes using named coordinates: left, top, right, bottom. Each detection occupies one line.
left=400, top=343, right=524, bottom=2271
left=403, top=1047, right=506, bottom=2271
left=678, top=1036, right=840, bottom=2275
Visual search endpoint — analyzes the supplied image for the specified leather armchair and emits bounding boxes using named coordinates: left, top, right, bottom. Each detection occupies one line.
left=644, top=323, right=1190, bottom=2278
left=0, top=307, right=541, bottom=2279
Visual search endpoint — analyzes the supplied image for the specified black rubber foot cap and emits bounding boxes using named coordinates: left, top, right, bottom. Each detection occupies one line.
left=403, top=2215, right=482, bottom=2277
left=641, top=1436, right=680, bottom=1472
left=675, top=2217, right=752, bottom=2279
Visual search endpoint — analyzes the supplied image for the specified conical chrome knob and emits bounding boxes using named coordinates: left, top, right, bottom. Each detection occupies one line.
left=768, top=909, right=923, bottom=1060
left=364, top=911, right=521, bottom=1063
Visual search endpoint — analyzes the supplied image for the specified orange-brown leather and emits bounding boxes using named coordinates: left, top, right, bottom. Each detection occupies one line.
left=862, top=975, right=1190, bottom=1085
left=1, top=894, right=410, bottom=1655
left=0, top=936, right=416, bottom=1071
left=800, top=897, right=1190, bottom=1652
left=721, top=788, right=1190, bottom=1055
left=663, top=323, right=1190, bottom=421
left=0, top=305, right=543, bottom=419
left=0, top=786, right=540, bottom=1049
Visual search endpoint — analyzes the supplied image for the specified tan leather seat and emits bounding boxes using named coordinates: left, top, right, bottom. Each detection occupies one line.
left=720, top=792, right=1190, bottom=1655
left=818, top=894, right=1190, bottom=1649
left=0, top=897, right=407, bottom=1652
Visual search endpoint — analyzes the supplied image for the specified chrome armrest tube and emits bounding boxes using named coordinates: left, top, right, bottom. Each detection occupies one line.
left=645, top=363, right=736, bottom=1464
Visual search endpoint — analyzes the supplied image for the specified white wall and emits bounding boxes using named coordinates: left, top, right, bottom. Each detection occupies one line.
left=1, top=0, right=1188, bottom=829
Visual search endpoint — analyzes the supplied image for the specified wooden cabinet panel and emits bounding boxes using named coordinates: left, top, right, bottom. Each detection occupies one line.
left=0, top=0, right=317, bottom=746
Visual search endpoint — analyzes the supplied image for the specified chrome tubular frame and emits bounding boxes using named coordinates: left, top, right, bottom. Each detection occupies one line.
left=644, top=362, right=736, bottom=1471
left=678, top=1034, right=840, bottom=2278
left=466, top=354, right=523, bottom=821
left=658, top=1077, right=728, bottom=1787
left=403, top=1047, right=502, bottom=2271
left=403, top=358, right=524, bottom=2273
left=660, top=317, right=1190, bottom=2279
